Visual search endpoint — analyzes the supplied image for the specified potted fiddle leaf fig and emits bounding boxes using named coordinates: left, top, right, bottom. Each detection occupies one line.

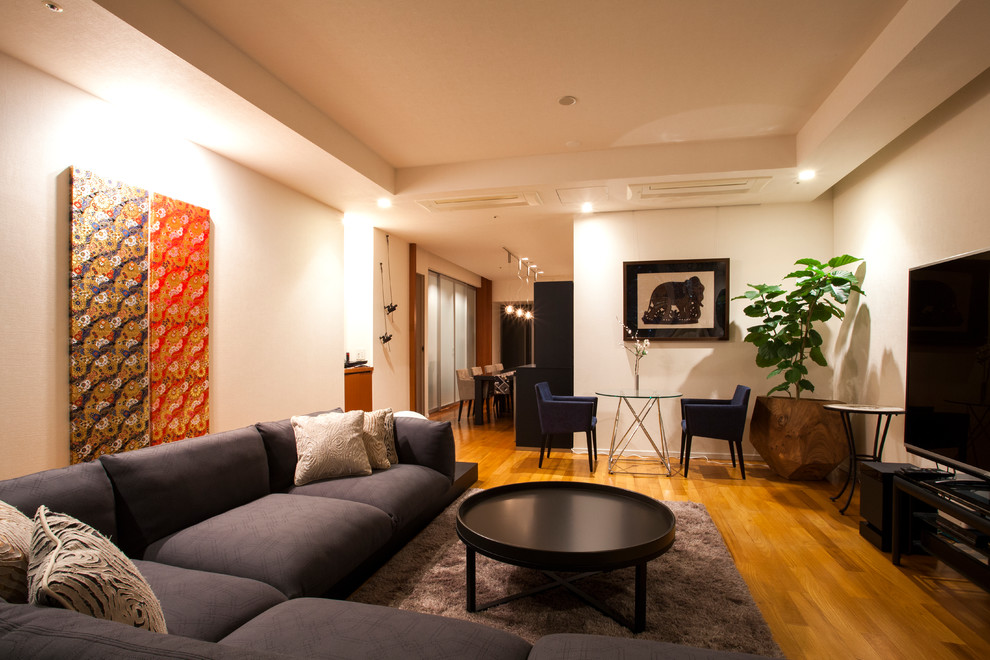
left=734, top=255, right=864, bottom=479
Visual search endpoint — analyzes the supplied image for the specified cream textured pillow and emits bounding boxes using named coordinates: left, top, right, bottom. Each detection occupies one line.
left=382, top=409, right=398, bottom=465
left=27, top=506, right=167, bottom=633
left=362, top=408, right=394, bottom=469
left=292, top=410, right=371, bottom=485
left=0, top=499, right=33, bottom=603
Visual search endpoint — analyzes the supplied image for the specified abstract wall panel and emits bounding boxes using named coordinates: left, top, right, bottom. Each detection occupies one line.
left=149, top=194, right=210, bottom=445
left=70, top=168, right=210, bottom=463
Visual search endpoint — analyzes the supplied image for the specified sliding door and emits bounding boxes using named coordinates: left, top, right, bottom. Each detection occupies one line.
left=427, top=271, right=476, bottom=412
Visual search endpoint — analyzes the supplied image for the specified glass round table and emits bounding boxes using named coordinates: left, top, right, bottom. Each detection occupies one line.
left=595, top=390, right=682, bottom=476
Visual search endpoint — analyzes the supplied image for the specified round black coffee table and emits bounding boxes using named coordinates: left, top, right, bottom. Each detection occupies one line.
left=455, top=482, right=676, bottom=632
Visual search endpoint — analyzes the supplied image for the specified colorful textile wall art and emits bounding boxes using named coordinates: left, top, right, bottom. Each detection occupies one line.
left=70, top=168, right=210, bottom=463
left=149, top=193, right=210, bottom=445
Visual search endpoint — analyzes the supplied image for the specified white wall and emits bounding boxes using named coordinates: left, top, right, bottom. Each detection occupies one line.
left=574, top=201, right=836, bottom=459
left=0, top=53, right=345, bottom=478
left=832, top=69, right=990, bottom=463
left=343, top=218, right=374, bottom=365
left=372, top=229, right=411, bottom=411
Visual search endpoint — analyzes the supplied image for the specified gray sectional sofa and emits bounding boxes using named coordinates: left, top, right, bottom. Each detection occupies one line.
left=0, top=411, right=764, bottom=659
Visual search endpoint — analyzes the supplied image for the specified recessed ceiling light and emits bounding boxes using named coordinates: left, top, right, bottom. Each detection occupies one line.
left=558, top=95, right=578, bottom=106
left=43, top=2, right=63, bottom=12
left=581, top=202, right=594, bottom=213
left=377, top=198, right=392, bottom=208
left=798, top=169, right=816, bottom=181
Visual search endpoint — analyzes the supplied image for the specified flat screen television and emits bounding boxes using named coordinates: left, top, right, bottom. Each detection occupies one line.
left=905, top=248, right=990, bottom=486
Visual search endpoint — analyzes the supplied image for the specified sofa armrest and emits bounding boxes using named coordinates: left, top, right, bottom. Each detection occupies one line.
left=393, top=416, right=455, bottom=483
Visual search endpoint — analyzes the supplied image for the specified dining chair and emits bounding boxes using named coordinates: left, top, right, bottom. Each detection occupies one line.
left=493, top=370, right=513, bottom=417
left=679, top=385, right=751, bottom=478
left=534, top=381, right=598, bottom=472
left=470, top=366, right=493, bottom=421
left=456, top=368, right=476, bottom=421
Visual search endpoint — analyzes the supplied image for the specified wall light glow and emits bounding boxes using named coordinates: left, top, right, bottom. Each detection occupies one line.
left=377, top=198, right=392, bottom=209
left=798, top=169, right=816, bottom=181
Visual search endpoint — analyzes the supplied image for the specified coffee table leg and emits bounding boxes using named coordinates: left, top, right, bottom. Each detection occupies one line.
left=466, top=546, right=477, bottom=612
left=634, top=562, right=647, bottom=633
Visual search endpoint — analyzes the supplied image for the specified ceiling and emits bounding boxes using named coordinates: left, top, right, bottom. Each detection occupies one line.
left=4, top=0, right=990, bottom=281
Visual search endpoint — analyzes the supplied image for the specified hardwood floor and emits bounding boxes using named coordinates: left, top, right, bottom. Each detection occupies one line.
left=431, top=406, right=990, bottom=660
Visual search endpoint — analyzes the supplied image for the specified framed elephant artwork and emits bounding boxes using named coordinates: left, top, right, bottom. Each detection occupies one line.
left=622, top=259, right=729, bottom=340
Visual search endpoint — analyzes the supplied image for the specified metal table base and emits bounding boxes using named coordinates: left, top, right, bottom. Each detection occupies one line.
left=597, top=390, right=682, bottom=477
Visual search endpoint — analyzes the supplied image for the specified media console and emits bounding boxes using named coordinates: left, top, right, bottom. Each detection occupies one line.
left=891, top=471, right=990, bottom=591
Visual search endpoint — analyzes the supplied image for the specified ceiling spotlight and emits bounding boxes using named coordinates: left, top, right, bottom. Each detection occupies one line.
left=505, top=304, right=515, bottom=315
left=798, top=169, right=816, bottom=181
left=558, top=95, right=578, bottom=106
left=377, top=197, right=392, bottom=208
left=581, top=202, right=593, bottom=213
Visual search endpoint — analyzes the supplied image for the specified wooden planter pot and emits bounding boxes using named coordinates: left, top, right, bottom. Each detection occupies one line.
left=749, top=396, right=848, bottom=480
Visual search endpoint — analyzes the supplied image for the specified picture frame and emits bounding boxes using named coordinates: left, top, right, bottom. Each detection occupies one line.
left=623, top=258, right=729, bottom=340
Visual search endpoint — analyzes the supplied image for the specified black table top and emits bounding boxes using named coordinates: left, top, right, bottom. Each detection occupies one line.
left=456, top=482, right=676, bottom=571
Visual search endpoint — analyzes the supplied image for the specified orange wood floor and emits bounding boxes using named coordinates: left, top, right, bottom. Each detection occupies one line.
left=431, top=406, right=990, bottom=660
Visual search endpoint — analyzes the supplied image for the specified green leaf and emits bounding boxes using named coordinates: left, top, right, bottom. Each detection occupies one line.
left=808, top=328, right=823, bottom=347
left=810, top=345, right=827, bottom=366
left=828, top=255, right=861, bottom=268
left=767, top=382, right=792, bottom=396
left=785, top=368, right=802, bottom=384
left=756, top=344, right=779, bottom=368
left=830, top=285, right=850, bottom=304
left=777, top=343, right=799, bottom=359
left=794, top=257, right=825, bottom=268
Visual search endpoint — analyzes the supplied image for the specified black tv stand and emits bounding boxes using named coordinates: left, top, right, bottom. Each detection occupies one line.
left=892, top=474, right=990, bottom=592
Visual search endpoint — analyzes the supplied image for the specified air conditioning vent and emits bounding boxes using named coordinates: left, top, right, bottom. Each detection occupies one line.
left=627, top=177, right=771, bottom=201
left=417, top=191, right=542, bottom=212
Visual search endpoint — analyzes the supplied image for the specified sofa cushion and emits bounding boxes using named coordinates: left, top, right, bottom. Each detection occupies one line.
left=362, top=408, right=394, bottom=469
left=134, top=560, right=286, bottom=642
left=28, top=506, right=167, bottom=634
left=0, top=461, right=117, bottom=540
left=529, top=633, right=769, bottom=659
left=142, top=493, right=393, bottom=599
left=100, top=426, right=270, bottom=556
left=220, top=598, right=533, bottom=660
left=395, top=416, right=456, bottom=482
left=292, top=411, right=371, bottom=484
left=0, top=500, right=32, bottom=603
left=255, top=409, right=340, bottom=493
left=289, top=464, right=450, bottom=532
left=0, top=600, right=276, bottom=659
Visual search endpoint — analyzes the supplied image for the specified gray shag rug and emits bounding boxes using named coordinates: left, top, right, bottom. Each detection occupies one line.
left=350, top=490, right=783, bottom=657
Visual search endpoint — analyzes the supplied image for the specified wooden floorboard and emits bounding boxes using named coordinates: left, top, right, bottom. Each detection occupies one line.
left=431, top=406, right=990, bottom=660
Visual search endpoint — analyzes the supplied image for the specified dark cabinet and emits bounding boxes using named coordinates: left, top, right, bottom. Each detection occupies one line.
left=514, top=282, right=573, bottom=448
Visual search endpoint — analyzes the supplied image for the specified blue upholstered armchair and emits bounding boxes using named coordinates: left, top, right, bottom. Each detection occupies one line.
left=680, top=385, right=751, bottom=479
left=534, top=382, right=598, bottom=472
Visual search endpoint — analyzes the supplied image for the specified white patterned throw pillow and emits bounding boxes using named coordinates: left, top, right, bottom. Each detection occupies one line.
left=27, top=506, right=167, bottom=633
left=292, top=410, right=372, bottom=485
left=362, top=408, right=394, bottom=470
left=0, top=499, right=34, bottom=603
